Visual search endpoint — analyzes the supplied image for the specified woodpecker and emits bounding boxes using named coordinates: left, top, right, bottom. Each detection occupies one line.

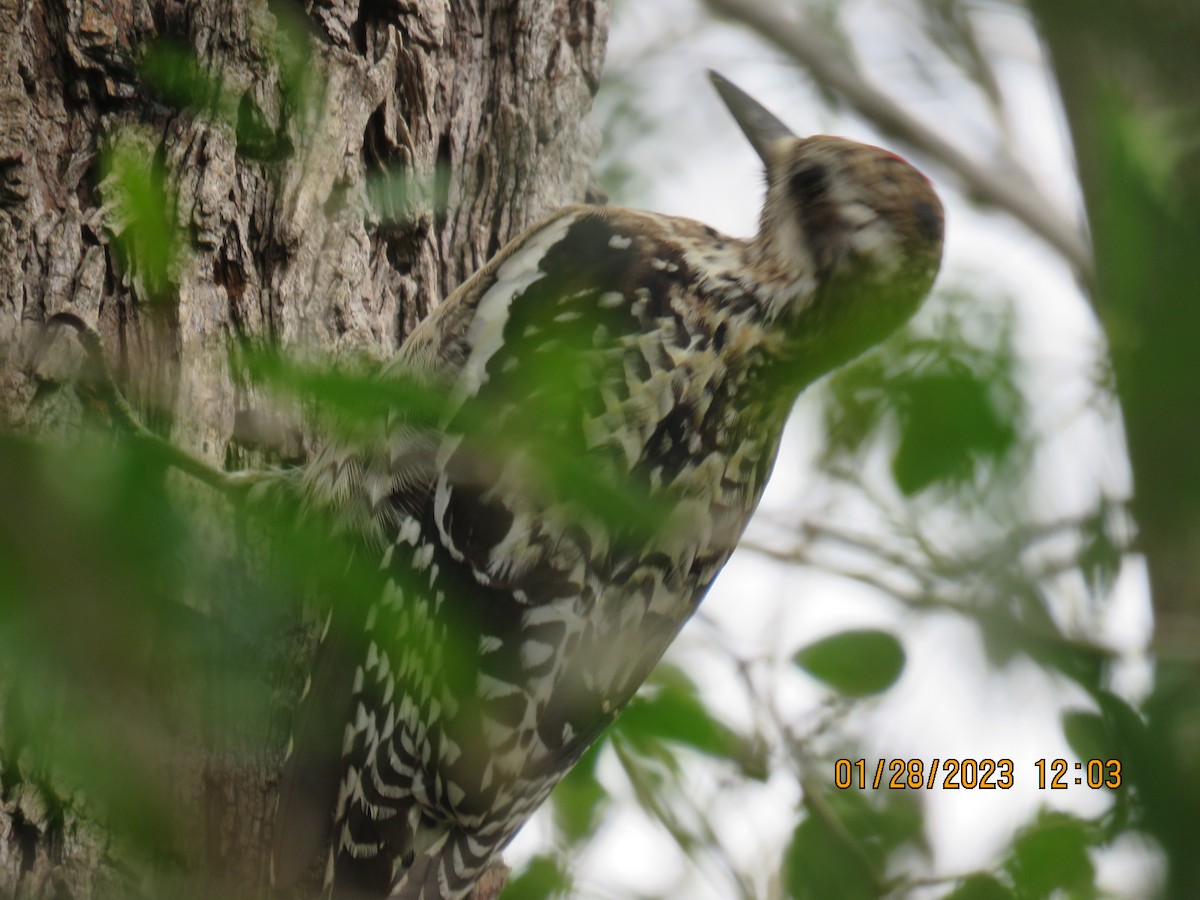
left=271, top=72, right=943, bottom=899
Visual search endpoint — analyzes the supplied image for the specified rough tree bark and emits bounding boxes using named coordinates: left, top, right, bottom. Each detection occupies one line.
left=0, top=0, right=609, bottom=895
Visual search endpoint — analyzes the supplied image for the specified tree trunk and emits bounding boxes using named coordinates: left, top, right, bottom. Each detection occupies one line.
left=0, top=0, right=609, bottom=895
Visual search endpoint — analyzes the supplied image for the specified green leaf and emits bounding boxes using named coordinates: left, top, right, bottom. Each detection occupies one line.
left=784, top=814, right=877, bottom=900
left=783, top=790, right=920, bottom=899
left=1096, top=689, right=1144, bottom=758
left=1078, top=500, right=1122, bottom=598
left=501, top=855, right=570, bottom=900
left=818, top=304, right=1026, bottom=499
left=614, top=664, right=764, bottom=775
left=101, top=136, right=181, bottom=303
left=140, top=39, right=237, bottom=120
left=267, top=0, right=318, bottom=112
left=139, top=25, right=303, bottom=163
left=975, top=598, right=1108, bottom=690
left=1005, top=813, right=1095, bottom=897
left=890, top=365, right=1017, bottom=496
left=1063, top=710, right=1114, bottom=764
left=551, top=741, right=609, bottom=844
left=243, top=344, right=678, bottom=545
left=793, top=630, right=906, bottom=697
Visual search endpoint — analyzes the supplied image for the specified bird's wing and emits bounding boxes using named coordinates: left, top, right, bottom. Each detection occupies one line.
left=405, top=204, right=736, bottom=594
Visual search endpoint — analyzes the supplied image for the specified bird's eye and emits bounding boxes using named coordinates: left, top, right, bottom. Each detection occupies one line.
left=789, top=163, right=828, bottom=202
left=913, top=200, right=942, bottom=244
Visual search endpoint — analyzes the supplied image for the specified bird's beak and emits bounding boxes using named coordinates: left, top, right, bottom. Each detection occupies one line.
left=708, top=70, right=796, bottom=166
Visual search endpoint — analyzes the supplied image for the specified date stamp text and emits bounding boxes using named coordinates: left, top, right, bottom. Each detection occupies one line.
left=834, top=758, right=1122, bottom=790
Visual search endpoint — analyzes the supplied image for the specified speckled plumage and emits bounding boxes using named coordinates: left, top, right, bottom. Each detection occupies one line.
left=272, top=73, right=944, bottom=900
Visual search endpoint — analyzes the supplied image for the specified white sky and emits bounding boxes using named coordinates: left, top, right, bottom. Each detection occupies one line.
left=510, top=1, right=1155, bottom=896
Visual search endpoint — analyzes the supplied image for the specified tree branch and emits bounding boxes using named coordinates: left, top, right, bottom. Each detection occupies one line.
left=44, top=314, right=266, bottom=499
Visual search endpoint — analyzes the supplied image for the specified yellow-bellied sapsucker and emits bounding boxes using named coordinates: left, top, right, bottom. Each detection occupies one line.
left=271, top=72, right=944, bottom=899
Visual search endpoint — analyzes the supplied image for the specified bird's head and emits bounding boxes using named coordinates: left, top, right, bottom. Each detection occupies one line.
left=710, top=71, right=944, bottom=383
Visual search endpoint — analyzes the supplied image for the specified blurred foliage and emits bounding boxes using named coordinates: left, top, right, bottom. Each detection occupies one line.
left=785, top=789, right=922, bottom=900
left=0, top=434, right=194, bottom=862
left=9, top=0, right=1200, bottom=898
left=500, top=855, right=573, bottom=900
left=99, top=133, right=180, bottom=304
left=793, top=629, right=906, bottom=698
left=1005, top=812, right=1096, bottom=898
left=614, top=664, right=764, bottom=773
left=821, top=294, right=1024, bottom=500
left=0, top=429, right=326, bottom=897
left=240, top=347, right=678, bottom=544
left=138, top=0, right=317, bottom=162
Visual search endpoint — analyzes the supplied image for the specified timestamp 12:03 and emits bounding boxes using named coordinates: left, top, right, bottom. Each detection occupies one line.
left=833, top=758, right=1123, bottom=790
left=1036, top=758, right=1122, bottom=789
